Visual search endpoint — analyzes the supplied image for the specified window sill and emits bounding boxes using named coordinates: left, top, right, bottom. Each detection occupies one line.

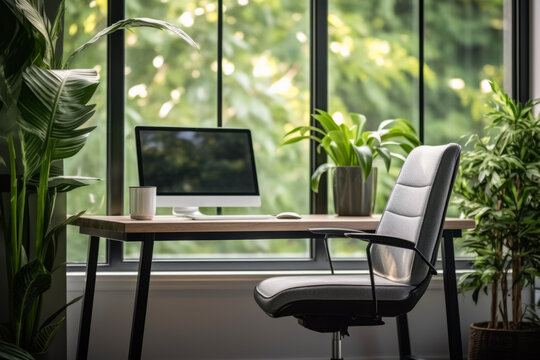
left=66, top=270, right=463, bottom=292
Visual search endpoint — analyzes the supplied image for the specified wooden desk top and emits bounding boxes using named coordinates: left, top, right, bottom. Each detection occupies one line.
left=71, top=215, right=475, bottom=234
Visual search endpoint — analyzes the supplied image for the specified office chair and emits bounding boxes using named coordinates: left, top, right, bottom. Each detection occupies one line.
left=254, top=144, right=461, bottom=360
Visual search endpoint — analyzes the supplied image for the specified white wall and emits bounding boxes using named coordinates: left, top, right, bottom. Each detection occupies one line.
left=66, top=273, right=498, bottom=360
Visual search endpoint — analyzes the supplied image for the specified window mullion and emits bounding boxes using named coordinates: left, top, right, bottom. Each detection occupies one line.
left=310, top=0, right=328, bottom=215
left=107, top=0, right=126, bottom=269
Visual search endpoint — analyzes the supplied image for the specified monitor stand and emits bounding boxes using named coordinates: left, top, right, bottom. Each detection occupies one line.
left=172, top=207, right=203, bottom=217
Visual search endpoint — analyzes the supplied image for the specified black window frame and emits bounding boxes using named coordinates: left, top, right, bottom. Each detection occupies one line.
left=66, top=0, right=531, bottom=273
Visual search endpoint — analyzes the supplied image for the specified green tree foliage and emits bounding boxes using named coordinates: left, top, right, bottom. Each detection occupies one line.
left=63, top=0, right=505, bottom=260
left=455, top=82, right=540, bottom=329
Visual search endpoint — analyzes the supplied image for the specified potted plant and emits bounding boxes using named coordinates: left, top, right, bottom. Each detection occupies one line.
left=0, top=0, right=197, bottom=357
left=455, top=82, right=540, bottom=359
left=281, top=109, right=420, bottom=215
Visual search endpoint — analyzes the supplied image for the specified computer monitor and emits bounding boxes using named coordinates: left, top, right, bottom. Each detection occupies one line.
left=135, top=126, right=261, bottom=216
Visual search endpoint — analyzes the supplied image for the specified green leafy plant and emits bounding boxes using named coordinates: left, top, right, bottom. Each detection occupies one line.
left=0, top=0, right=197, bottom=356
left=455, top=81, right=540, bottom=330
left=281, top=109, right=421, bottom=191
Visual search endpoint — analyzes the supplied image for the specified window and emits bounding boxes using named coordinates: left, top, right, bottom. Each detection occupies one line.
left=64, top=0, right=108, bottom=263
left=122, top=0, right=311, bottom=260
left=64, top=0, right=513, bottom=270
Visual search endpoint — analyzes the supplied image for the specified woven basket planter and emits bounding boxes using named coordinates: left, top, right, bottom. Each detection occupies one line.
left=468, top=322, right=540, bottom=360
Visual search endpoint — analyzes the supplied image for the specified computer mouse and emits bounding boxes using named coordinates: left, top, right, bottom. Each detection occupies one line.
left=275, top=212, right=302, bottom=219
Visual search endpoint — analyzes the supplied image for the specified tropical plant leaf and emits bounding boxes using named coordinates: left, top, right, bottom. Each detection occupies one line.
left=47, top=176, right=100, bottom=192
left=44, top=210, right=85, bottom=249
left=15, top=66, right=99, bottom=207
left=349, top=113, right=366, bottom=139
left=279, top=135, right=320, bottom=147
left=49, top=0, right=65, bottom=68
left=310, top=163, right=335, bottom=192
left=283, top=125, right=324, bottom=137
left=64, top=17, right=199, bottom=68
left=376, top=146, right=392, bottom=171
left=325, top=130, right=351, bottom=165
left=312, top=109, right=340, bottom=133
left=30, top=318, right=65, bottom=354
left=40, top=295, right=83, bottom=330
left=0, top=340, right=35, bottom=360
left=18, top=66, right=99, bottom=148
left=11, top=0, right=55, bottom=68
left=20, top=130, right=44, bottom=180
left=352, top=145, right=373, bottom=180
left=13, top=260, right=51, bottom=322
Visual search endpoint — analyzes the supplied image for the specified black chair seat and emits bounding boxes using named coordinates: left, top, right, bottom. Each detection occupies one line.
left=254, top=274, right=430, bottom=319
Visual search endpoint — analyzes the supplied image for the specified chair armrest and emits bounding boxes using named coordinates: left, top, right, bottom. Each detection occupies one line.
left=309, top=228, right=368, bottom=237
left=343, top=233, right=415, bottom=249
left=344, top=232, right=437, bottom=275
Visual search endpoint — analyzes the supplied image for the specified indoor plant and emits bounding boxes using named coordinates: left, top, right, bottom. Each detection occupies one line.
left=281, top=109, right=420, bottom=215
left=455, top=82, right=540, bottom=359
left=0, top=0, right=197, bottom=357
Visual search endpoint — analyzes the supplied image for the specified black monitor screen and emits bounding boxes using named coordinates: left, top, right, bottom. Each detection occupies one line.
left=136, top=127, right=260, bottom=195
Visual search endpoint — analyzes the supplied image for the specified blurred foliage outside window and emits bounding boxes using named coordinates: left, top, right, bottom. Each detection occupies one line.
left=64, top=0, right=504, bottom=263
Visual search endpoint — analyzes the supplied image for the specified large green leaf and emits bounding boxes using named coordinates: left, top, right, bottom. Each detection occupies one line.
left=312, top=109, right=340, bottom=133
left=0, top=340, right=34, bottom=360
left=310, top=163, right=335, bottom=192
left=30, top=318, right=64, bottom=354
left=11, top=0, right=55, bottom=68
left=0, top=0, right=34, bottom=137
left=64, top=17, right=199, bottom=68
left=13, top=260, right=51, bottom=322
left=17, top=66, right=99, bottom=166
left=352, top=144, right=373, bottom=180
left=47, top=176, right=100, bottom=193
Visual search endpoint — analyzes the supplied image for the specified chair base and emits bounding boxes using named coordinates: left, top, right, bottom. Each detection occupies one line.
left=321, top=314, right=423, bottom=360
left=297, top=315, right=385, bottom=333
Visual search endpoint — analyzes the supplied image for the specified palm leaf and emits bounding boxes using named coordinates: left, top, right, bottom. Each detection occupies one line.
left=64, top=17, right=199, bottom=68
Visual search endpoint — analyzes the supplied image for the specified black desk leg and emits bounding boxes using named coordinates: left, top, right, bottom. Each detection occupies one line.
left=396, top=314, right=412, bottom=360
left=441, top=230, right=463, bottom=360
left=128, top=237, right=155, bottom=360
left=76, top=236, right=100, bottom=360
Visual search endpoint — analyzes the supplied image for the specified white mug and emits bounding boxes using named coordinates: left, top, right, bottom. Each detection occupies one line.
left=129, top=186, right=156, bottom=220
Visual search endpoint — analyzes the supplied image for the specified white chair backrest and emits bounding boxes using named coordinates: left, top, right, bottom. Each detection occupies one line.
left=372, top=144, right=461, bottom=285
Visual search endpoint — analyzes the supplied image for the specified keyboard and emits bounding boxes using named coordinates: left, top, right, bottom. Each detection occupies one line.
left=189, top=214, right=275, bottom=221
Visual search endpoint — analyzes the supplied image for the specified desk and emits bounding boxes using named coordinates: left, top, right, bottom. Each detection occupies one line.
left=71, top=215, right=474, bottom=360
